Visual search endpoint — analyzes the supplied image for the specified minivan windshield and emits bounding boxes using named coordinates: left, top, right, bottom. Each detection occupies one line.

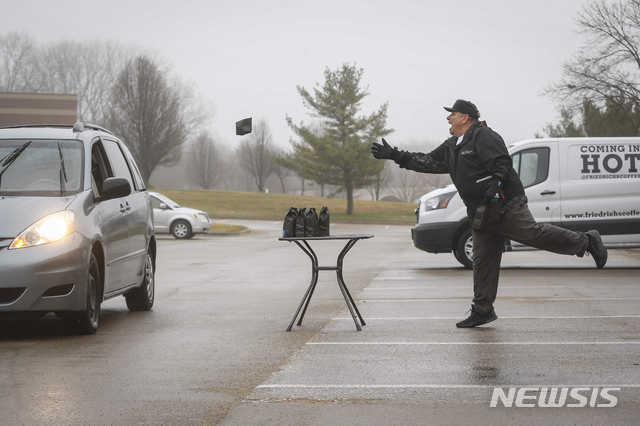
left=0, top=139, right=83, bottom=196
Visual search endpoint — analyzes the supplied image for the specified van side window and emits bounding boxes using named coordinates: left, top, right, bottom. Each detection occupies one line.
left=91, top=141, right=112, bottom=198
left=102, top=140, right=135, bottom=189
left=119, top=143, right=146, bottom=191
left=511, top=147, right=550, bottom=188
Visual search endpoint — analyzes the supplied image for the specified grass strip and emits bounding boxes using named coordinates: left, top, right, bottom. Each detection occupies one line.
left=155, top=189, right=417, bottom=225
left=210, top=224, right=248, bottom=234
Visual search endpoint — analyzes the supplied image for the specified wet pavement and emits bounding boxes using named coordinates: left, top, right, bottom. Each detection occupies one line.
left=221, top=223, right=640, bottom=426
left=1, top=220, right=639, bottom=425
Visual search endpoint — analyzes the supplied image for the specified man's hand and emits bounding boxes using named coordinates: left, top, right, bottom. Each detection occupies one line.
left=371, top=138, right=401, bottom=161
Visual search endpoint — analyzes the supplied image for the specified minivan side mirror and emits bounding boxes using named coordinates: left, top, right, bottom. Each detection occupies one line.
left=101, top=177, right=131, bottom=200
left=158, top=202, right=169, bottom=210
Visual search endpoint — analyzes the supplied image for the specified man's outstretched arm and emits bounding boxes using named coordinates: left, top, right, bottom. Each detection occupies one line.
left=371, top=138, right=449, bottom=174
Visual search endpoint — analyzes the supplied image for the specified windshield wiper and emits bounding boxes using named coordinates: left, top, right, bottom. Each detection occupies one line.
left=57, top=142, right=68, bottom=195
left=0, top=141, right=32, bottom=189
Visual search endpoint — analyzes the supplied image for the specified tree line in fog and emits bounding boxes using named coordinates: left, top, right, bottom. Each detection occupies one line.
left=2, top=0, right=639, bottom=209
left=0, top=32, right=448, bottom=206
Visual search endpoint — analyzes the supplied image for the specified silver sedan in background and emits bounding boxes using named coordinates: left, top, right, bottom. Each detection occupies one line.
left=149, top=192, right=211, bottom=239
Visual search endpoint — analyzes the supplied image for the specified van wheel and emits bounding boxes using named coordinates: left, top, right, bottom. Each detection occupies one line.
left=171, top=220, right=192, bottom=239
left=125, top=252, right=155, bottom=311
left=75, top=253, right=101, bottom=334
left=454, top=230, right=474, bottom=269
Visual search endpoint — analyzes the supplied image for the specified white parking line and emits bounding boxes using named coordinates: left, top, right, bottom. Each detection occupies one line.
left=306, top=341, right=640, bottom=346
left=364, top=286, right=571, bottom=290
left=332, top=315, right=640, bottom=320
left=256, top=384, right=640, bottom=389
left=373, top=276, right=417, bottom=280
left=360, top=297, right=640, bottom=302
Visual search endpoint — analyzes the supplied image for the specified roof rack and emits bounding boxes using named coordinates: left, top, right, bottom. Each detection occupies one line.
left=0, top=123, right=73, bottom=130
left=0, top=122, right=114, bottom=135
left=72, top=121, right=114, bottom=135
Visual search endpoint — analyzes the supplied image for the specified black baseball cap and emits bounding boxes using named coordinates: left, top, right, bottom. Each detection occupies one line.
left=443, top=99, right=480, bottom=118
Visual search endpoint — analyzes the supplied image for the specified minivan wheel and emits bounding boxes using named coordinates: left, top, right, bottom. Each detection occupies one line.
left=75, top=253, right=101, bottom=334
left=125, top=252, right=155, bottom=311
left=171, top=220, right=192, bottom=239
left=454, top=229, right=474, bottom=269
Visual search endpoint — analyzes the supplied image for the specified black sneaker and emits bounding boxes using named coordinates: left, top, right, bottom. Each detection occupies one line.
left=586, top=230, right=607, bottom=269
left=456, top=308, right=497, bottom=328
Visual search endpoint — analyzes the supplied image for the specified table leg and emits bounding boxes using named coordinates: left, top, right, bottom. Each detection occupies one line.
left=337, top=269, right=366, bottom=326
left=287, top=270, right=318, bottom=331
left=284, top=237, right=368, bottom=332
left=336, top=239, right=365, bottom=330
left=336, top=272, right=362, bottom=331
left=286, top=240, right=318, bottom=331
left=297, top=240, right=319, bottom=326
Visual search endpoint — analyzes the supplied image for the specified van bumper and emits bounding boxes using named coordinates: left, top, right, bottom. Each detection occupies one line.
left=0, top=233, right=88, bottom=312
left=411, top=222, right=459, bottom=253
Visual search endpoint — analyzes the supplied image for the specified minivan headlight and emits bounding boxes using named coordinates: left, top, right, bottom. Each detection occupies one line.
left=9, top=211, right=75, bottom=249
left=423, top=191, right=456, bottom=212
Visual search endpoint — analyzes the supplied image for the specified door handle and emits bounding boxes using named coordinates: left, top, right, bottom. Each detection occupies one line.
left=125, top=201, right=131, bottom=211
left=540, top=190, right=556, bottom=196
left=119, top=203, right=126, bottom=213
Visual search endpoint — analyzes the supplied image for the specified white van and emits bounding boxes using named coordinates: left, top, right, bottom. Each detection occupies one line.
left=411, top=137, right=640, bottom=268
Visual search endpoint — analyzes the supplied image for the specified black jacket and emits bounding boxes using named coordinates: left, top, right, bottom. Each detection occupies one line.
left=395, top=122, right=525, bottom=217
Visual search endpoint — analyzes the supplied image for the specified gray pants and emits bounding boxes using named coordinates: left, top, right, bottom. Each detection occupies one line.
left=472, top=196, right=589, bottom=313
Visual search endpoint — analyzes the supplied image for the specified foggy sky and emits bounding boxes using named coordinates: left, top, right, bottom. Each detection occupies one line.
left=2, top=0, right=589, bottom=150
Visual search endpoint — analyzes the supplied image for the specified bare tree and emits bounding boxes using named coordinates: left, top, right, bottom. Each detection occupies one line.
left=237, top=119, right=274, bottom=192
left=106, top=55, right=188, bottom=183
left=35, top=40, right=133, bottom=122
left=213, top=146, right=235, bottom=190
left=390, top=168, right=428, bottom=202
left=0, top=32, right=38, bottom=91
left=548, top=0, right=640, bottom=114
left=171, top=78, right=211, bottom=139
left=189, top=131, right=220, bottom=189
left=389, top=167, right=450, bottom=202
left=269, top=146, right=290, bottom=192
left=367, top=161, right=392, bottom=200
left=0, top=33, right=134, bottom=123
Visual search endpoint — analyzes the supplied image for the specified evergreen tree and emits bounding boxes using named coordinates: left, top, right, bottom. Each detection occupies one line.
left=583, top=98, right=640, bottom=136
left=539, top=108, right=584, bottom=137
left=285, top=63, right=392, bottom=214
left=540, top=98, right=640, bottom=137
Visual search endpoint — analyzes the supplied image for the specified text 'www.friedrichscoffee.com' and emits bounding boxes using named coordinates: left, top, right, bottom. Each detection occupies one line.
left=564, top=209, right=640, bottom=219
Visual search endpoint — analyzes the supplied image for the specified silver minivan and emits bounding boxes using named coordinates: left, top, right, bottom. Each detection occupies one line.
left=0, top=123, right=156, bottom=333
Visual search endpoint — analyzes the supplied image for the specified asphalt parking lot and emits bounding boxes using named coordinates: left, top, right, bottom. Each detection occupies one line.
left=220, top=222, right=640, bottom=426
left=1, top=220, right=639, bottom=425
